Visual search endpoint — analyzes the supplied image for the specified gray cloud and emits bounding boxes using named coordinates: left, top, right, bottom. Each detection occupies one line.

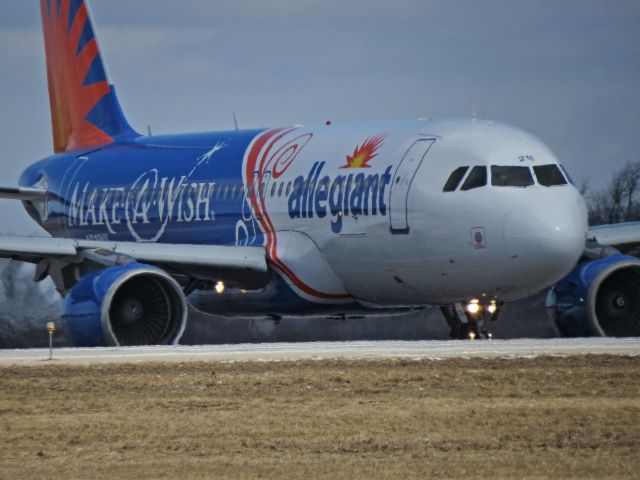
left=1, top=1, right=639, bottom=234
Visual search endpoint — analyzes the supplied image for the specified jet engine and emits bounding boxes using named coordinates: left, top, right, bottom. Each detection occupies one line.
left=548, top=255, right=640, bottom=337
left=62, top=263, right=187, bottom=346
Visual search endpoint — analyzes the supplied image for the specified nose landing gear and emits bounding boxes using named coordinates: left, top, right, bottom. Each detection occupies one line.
left=440, top=300, right=501, bottom=340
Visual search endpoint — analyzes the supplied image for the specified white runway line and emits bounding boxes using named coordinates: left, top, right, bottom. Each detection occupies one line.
left=1, top=338, right=639, bottom=365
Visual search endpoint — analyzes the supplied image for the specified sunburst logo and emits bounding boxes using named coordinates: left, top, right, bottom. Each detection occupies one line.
left=41, top=0, right=113, bottom=152
left=339, top=133, right=388, bottom=169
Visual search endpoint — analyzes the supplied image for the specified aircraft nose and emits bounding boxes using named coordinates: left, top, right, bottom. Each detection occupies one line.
left=503, top=190, right=587, bottom=286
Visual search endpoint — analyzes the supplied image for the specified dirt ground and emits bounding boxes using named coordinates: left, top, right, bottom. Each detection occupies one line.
left=1, top=355, right=639, bottom=480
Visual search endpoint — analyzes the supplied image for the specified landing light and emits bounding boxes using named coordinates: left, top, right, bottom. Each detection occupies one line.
left=469, top=331, right=476, bottom=340
left=215, top=281, right=225, bottom=294
left=465, top=299, right=481, bottom=315
left=487, top=301, right=498, bottom=314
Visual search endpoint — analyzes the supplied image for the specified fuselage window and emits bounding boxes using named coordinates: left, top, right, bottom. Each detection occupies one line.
left=443, top=166, right=469, bottom=192
left=533, top=164, right=567, bottom=187
left=231, top=184, right=238, bottom=198
left=460, top=166, right=487, bottom=191
left=278, top=182, right=284, bottom=197
left=286, top=181, right=292, bottom=196
left=271, top=183, right=277, bottom=197
left=491, top=166, right=534, bottom=187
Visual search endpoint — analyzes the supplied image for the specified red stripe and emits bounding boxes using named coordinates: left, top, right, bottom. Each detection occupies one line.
left=245, top=129, right=351, bottom=301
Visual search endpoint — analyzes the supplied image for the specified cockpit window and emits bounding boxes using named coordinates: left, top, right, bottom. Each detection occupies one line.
left=533, top=164, right=567, bottom=187
left=460, top=166, right=487, bottom=191
left=491, top=166, right=534, bottom=187
left=558, top=164, right=575, bottom=185
left=443, top=166, right=469, bottom=192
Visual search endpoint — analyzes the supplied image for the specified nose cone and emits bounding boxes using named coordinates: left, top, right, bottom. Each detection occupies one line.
left=504, top=189, right=587, bottom=291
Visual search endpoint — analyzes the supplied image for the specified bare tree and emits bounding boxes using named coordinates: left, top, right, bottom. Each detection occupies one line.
left=587, top=160, right=640, bottom=225
left=579, top=177, right=589, bottom=196
left=621, top=161, right=640, bottom=220
left=588, top=190, right=609, bottom=226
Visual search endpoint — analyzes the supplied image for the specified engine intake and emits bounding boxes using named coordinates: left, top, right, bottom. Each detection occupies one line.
left=588, top=259, right=640, bottom=337
left=63, top=263, right=187, bottom=346
left=550, top=255, right=640, bottom=337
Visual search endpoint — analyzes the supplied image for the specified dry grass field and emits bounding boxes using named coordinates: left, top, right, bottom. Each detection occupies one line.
left=1, top=355, right=639, bottom=479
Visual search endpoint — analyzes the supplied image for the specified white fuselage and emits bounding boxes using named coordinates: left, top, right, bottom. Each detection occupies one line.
left=242, top=117, right=587, bottom=306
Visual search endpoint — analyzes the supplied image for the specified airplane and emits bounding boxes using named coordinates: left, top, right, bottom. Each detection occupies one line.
left=0, top=0, right=639, bottom=346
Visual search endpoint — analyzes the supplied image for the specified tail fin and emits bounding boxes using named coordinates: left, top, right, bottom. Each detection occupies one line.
left=40, top=0, right=139, bottom=153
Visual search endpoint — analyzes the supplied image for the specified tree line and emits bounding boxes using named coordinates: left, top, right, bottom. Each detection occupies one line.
left=586, top=160, right=640, bottom=226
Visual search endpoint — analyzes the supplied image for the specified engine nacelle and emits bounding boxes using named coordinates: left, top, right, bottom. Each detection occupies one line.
left=62, top=263, right=187, bottom=346
left=548, top=255, right=640, bottom=337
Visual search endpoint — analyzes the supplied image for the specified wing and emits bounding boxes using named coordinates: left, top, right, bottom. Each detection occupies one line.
left=0, top=235, right=269, bottom=291
left=587, top=222, right=640, bottom=256
left=0, top=186, right=47, bottom=201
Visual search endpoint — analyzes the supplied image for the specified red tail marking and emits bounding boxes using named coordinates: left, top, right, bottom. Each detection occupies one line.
left=41, top=0, right=112, bottom=152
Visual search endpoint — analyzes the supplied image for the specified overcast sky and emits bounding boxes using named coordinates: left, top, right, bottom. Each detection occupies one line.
left=1, top=0, right=639, bottom=234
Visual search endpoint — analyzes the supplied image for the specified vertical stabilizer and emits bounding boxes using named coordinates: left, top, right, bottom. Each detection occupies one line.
left=40, top=0, right=139, bottom=153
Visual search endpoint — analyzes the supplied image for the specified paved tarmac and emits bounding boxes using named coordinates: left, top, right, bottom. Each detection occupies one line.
left=1, top=338, right=639, bottom=365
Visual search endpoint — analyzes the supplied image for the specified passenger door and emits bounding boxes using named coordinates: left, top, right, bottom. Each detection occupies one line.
left=389, top=138, right=434, bottom=233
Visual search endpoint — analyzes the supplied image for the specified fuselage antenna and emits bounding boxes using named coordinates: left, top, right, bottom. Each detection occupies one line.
left=233, top=113, right=239, bottom=132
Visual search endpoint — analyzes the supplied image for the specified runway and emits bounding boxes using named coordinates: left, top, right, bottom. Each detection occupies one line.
left=1, top=337, right=639, bottom=365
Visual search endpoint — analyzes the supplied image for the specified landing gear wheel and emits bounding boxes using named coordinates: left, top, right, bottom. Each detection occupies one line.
left=440, top=303, right=492, bottom=340
left=472, top=313, right=490, bottom=340
left=441, top=304, right=470, bottom=339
